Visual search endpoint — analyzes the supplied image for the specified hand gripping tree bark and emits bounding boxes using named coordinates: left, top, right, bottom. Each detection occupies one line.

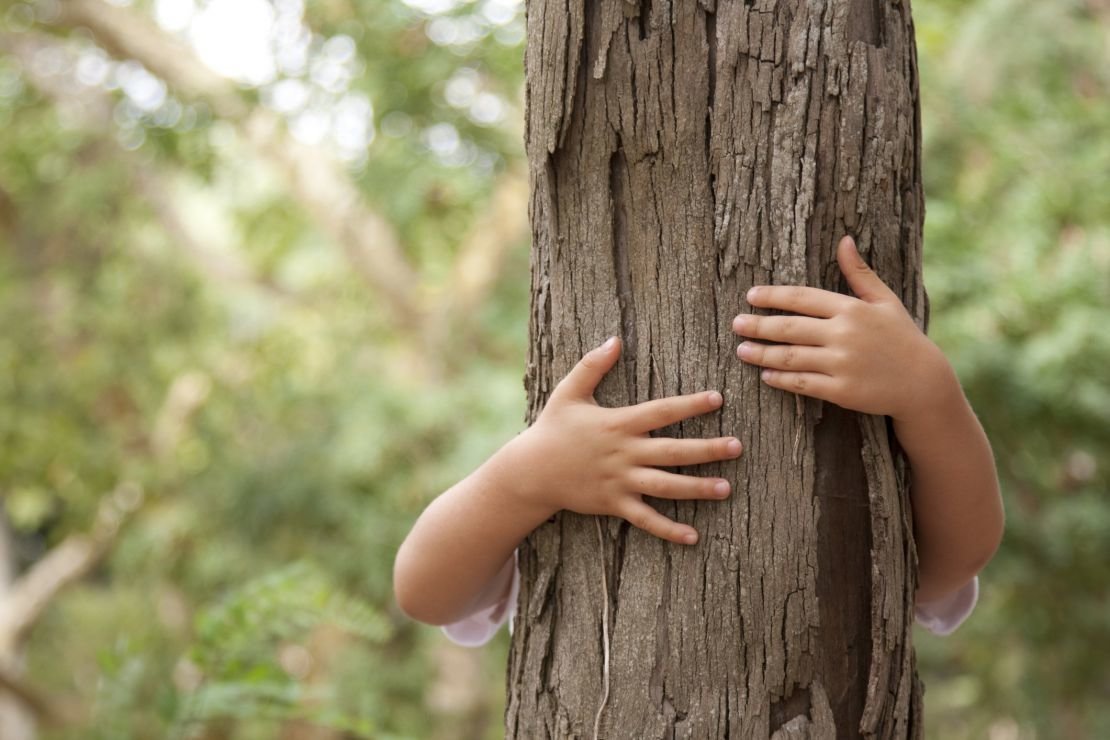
left=510, top=1, right=928, bottom=737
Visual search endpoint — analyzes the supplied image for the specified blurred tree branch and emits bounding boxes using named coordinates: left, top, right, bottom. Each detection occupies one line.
left=132, top=164, right=298, bottom=305
left=0, top=372, right=210, bottom=735
left=421, top=164, right=529, bottom=365
left=18, top=3, right=535, bottom=361
left=0, top=487, right=135, bottom=653
left=0, top=30, right=296, bottom=305
left=51, top=0, right=425, bottom=331
left=0, top=666, right=56, bottom=727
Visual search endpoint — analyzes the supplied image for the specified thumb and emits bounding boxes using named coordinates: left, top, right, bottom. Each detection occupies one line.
left=553, top=336, right=621, bottom=401
left=837, top=235, right=895, bottom=303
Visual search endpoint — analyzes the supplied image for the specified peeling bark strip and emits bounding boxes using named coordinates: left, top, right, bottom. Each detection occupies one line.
left=513, top=0, right=926, bottom=737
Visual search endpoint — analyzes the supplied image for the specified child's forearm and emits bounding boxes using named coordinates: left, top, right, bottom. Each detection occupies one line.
left=392, top=434, right=554, bottom=626
left=394, top=338, right=741, bottom=627
left=733, top=237, right=1005, bottom=606
left=892, top=359, right=1004, bottom=603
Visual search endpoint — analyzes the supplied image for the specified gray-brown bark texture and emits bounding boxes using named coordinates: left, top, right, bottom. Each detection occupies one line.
left=511, top=0, right=926, bottom=737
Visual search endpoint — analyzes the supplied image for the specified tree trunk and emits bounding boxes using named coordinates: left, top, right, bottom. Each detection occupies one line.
left=510, top=1, right=926, bottom=737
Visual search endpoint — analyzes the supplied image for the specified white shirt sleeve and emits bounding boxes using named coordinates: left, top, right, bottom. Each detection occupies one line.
left=442, top=554, right=978, bottom=645
left=913, top=576, right=979, bottom=636
left=441, top=550, right=520, bottom=647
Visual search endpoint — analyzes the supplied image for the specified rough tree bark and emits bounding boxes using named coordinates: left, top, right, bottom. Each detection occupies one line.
left=510, top=0, right=927, bottom=737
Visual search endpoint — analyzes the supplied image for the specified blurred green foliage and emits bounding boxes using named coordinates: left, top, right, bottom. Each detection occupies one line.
left=0, top=0, right=1105, bottom=738
left=915, top=1, right=1110, bottom=737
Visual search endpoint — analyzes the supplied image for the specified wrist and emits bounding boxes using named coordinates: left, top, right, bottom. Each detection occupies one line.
left=485, top=429, right=560, bottom=524
left=892, top=340, right=963, bottom=425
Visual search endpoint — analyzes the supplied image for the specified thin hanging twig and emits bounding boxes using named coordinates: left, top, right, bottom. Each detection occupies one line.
left=592, top=517, right=611, bottom=740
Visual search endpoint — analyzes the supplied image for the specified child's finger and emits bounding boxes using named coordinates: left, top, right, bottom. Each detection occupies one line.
left=731, top=314, right=826, bottom=345
left=551, top=336, right=621, bottom=401
left=621, top=390, right=723, bottom=433
left=619, top=500, right=700, bottom=545
left=737, top=342, right=830, bottom=373
left=744, top=285, right=854, bottom=318
left=627, top=467, right=731, bottom=501
left=632, top=436, right=742, bottom=468
left=759, top=369, right=838, bottom=402
left=837, top=235, right=898, bottom=304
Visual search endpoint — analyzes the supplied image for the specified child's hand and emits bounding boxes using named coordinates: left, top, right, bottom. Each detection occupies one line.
left=732, top=235, right=953, bottom=421
left=510, top=337, right=741, bottom=546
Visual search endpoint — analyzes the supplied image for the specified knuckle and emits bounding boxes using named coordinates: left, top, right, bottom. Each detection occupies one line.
left=629, top=510, right=653, bottom=532
left=829, top=320, right=852, bottom=343
left=843, top=301, right=867, bottom=320
left=648, top=406, right=674, bottom=428
left=598, top=463, right=622, bottom=488
left=598, top=417, right=620, bottom=435
left=787, top=286, right=806, bottom=305
left=792, top=374, right=809, bottom=391
left=665, top=397, right=686, bottom=417
left=644, top=472, right=664, bottom=495
left=643, top=408, right=665, bottom=431
left=624, top=469, right=648, bottom=492
left=782, top=346, right=797, bottom=368
left=578, top=356, right=599, bottom=372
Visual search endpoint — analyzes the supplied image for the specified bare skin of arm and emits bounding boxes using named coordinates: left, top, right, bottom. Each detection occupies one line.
left=393, top=338, right=741, bottom=625
left=733, top=235, right=1004, bottom=603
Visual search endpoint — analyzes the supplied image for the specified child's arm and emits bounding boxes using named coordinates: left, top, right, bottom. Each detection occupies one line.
left=733, top=235, right=1005, bottom=604
left=392, top=337, right=742, bottom=626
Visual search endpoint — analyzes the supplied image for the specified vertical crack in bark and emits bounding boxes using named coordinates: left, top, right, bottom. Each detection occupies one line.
left=555, top=0, right=586, bottom=151
left=649, top=553, right=673, bottom=713
left=610, top=520, right=630, bottom=620
left=722, top=680, right=731, bottom=737
left=705, top=5, right=718, bottom=208
left=847, top=0, right=886, bottom=48
left=814, top=403, right=873, bottom=733
left=637, top=0, right=652, bottom=40
left=609, top=146, right=638, bottom=395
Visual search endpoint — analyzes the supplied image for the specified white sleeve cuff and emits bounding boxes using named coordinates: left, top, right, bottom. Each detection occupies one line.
left=914, top=576, right=979, bottom=636
left=441, top=552, right=520, bottom=647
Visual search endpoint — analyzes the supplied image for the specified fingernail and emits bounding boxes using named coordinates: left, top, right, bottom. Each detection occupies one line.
left=732, top=315, right=749, bottom=332
left=746, top=287, right=762, bottom=301
left=683, top=532, right=698, bottom=545
left=707, top=390, right=723, bottom=406
left=761, top=369, right=773, bottom=381
left=714, top=480, right=730, bottom=496
left=726, top=439, right=742, bottom=456
left=737, top=342, right=753, bottom=359
left=599, top=336, right=617, bottom=351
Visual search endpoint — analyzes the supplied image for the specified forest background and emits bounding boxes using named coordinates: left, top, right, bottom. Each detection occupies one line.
left=0, top=0, right=1106, bottom=738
